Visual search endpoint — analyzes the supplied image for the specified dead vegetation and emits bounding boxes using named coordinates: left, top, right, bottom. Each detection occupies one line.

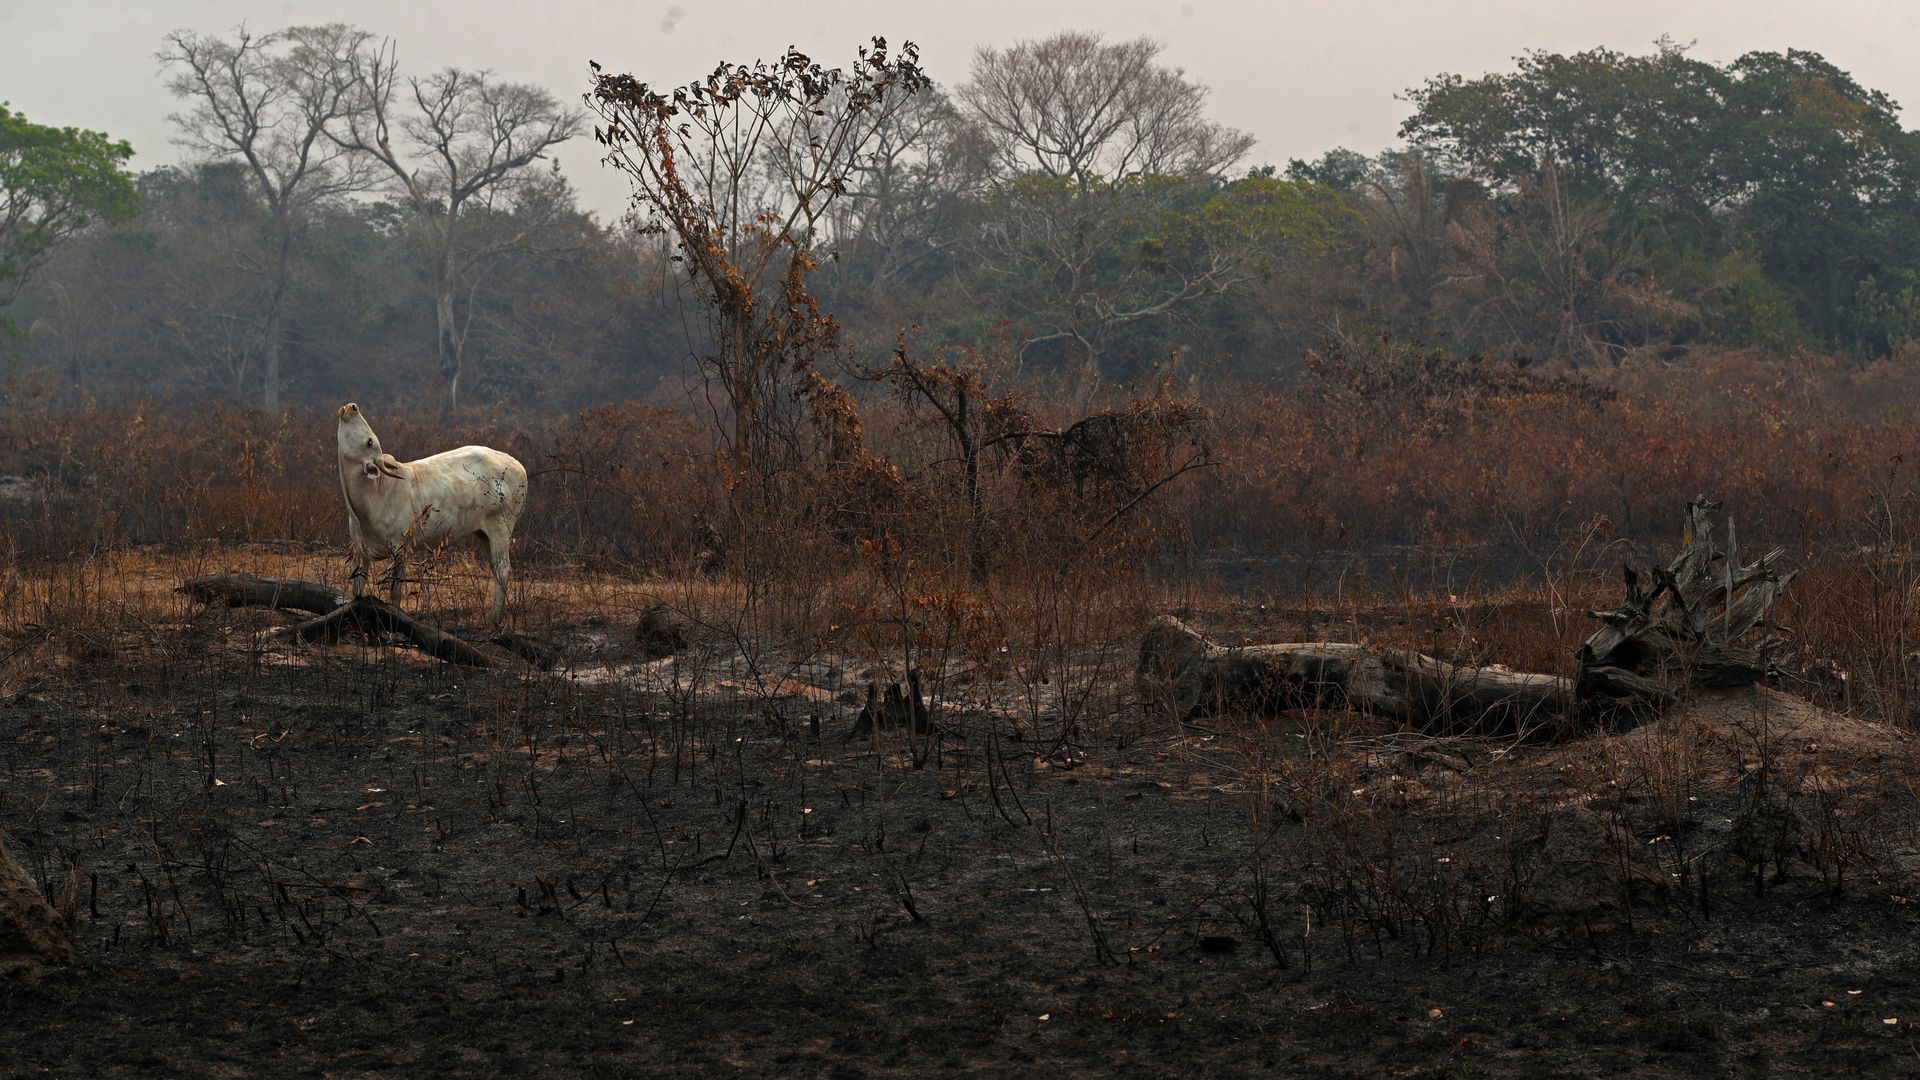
left=6, top=353, right=1920, bottom=1073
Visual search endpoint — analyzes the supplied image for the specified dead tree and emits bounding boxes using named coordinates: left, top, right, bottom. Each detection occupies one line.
left=1139, top=496, right=1793, bottom=738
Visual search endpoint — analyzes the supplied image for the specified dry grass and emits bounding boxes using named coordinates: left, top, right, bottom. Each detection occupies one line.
left=10, top=347, right=1920, bottom=996
left=10, top=347, right=1920, bottom=724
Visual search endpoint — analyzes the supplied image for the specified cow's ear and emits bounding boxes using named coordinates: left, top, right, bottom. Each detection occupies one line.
left=376, top=454, right=410, bottom=479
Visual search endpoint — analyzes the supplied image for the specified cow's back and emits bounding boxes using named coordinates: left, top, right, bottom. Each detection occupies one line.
left=410, top=446, right=527, bottom=518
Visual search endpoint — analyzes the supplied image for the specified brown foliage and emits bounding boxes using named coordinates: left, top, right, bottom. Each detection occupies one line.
left=14, top=346, right=1920, bottom=728
left=1191, top=347, right=1920, bottom=554
left=0, top=401, right=713, bottom=569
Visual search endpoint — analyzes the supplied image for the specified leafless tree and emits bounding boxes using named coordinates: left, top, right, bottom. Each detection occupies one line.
left=954, top=32, right=1275, bottom=386
left=588, top=39, right=930, bottom=470
left=161, top=24, right=375, bottom=410
left=959, top=32, right=1253, bottom=184
left=338, top=41, right=584, bottom=413
left=804, top=87, right=991, bottom=293
left=1448, top=163, right=1694, bottom=365
left=1354, top=151, right=1486, bottom=340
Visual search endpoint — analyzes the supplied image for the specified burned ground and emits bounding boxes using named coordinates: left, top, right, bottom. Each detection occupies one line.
left=3, top=567, right=1920, bottom=1078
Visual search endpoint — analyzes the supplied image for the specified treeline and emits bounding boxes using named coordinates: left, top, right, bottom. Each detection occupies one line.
left=1296, top=40, right=1920, bottom=364
left=8, top=33, right=1920, bottom=412
left=11, top=161, right=683, bottom=411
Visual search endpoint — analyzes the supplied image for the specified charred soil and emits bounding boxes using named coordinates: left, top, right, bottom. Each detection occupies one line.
left=2, top=588, right=1919, bottom=1078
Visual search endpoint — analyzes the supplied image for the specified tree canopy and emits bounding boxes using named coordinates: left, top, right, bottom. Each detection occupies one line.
left=17, top=34, right=1920, bottom=409
left=0, top=104, right=137, bottom=310
left=1398, top=43, right=1920, bottom=353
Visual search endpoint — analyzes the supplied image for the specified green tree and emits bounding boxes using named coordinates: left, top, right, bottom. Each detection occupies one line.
left=0, top=104, right=137, bottom=313
left=971, top=171, right=1360, bottom=381
left=1722, top=49, right=1920, bottom=344
left=1290, top=149, right=1487, bottom=345
left=1850, top=270, right=1920, bottom=358
left=1401, top=41, right=1920, bottom=357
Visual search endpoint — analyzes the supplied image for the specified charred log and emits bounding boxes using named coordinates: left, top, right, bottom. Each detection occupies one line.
left=293, top=598, right=502, bottom=668
left=177, top=574, right=349, bottom=616
left=488, top=631, right=558, bottom=670
left=179, top=574, right=520, bottom=669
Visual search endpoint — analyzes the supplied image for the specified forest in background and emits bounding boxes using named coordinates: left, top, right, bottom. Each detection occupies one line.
left=9, top=33, right=1920, bottom=416
left=16, top=32, right=1920, bottom=1080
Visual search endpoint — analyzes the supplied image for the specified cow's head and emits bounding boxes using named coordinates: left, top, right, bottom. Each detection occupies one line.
left=337, top=403, right=409, bottom=480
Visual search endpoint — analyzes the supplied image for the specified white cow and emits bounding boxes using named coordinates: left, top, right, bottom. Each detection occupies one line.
left=335, top=402, right=528, bottom=631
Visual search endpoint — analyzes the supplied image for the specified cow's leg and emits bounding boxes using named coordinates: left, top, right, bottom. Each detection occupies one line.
left=388, top=549, right=407, bottom=608
left=348, top=519, right=369, bottom=598
left=480, top=526, right=512, bottom=632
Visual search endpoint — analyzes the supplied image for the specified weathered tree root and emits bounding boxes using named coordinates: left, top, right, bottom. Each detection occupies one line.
left=178, top=573, right=552, bottom=669
left=1575, top=495, right=1795, bottom=720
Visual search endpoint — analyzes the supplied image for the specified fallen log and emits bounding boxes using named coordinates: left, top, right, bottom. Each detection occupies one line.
left=1136, top=617, right=1573, bottom=738
left=1140, top=497, right=1793, bottom=738
left=178, top=573, right=349, bottom=616
left=489, top=631, right=559, bottom=670
left=293, top=597, right=501, bottom=668
left=180, top=574, right=509, bottom=669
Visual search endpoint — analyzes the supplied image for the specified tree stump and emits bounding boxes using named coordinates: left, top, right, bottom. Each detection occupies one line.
left=849, top=669, right=933, bottom=739
left=0, top=831, right=72, bottom=979
left=1575, top=495, right=1795, bottom=721
left=635, top=604, right=691, bottom=660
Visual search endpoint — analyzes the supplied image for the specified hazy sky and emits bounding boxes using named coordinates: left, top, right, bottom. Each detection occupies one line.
left=6, top=0, right=1920, bottom=220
